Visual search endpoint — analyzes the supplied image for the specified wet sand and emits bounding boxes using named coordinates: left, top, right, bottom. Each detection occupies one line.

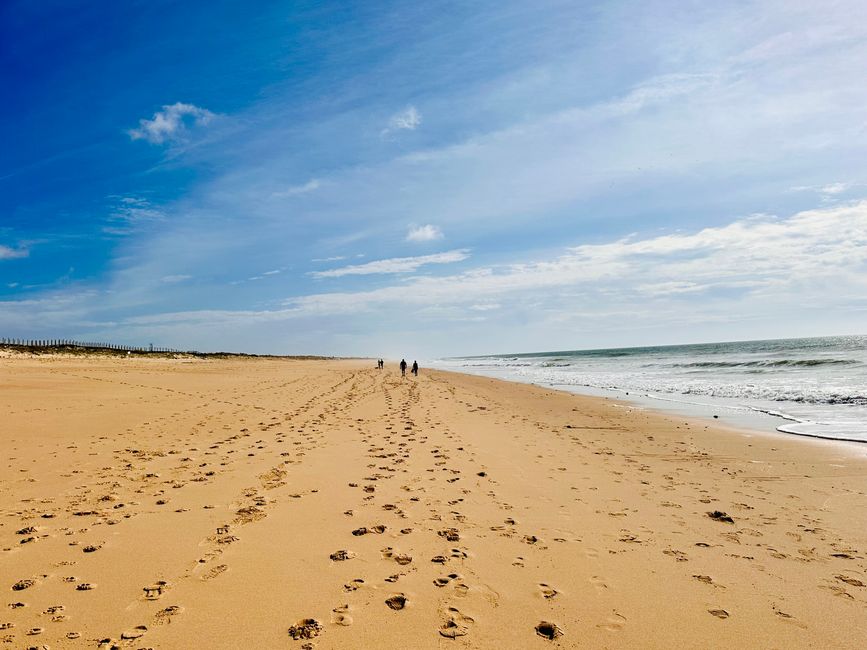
left=1, top=356, right=865, bottom=648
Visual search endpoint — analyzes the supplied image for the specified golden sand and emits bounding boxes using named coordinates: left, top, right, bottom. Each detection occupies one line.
left=1, top=356, right=865, bottom=648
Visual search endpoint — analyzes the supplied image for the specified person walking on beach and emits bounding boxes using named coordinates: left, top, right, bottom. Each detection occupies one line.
left=400, top=359, right=407, bottom=376
left=412, top=360, right=419, bottom=376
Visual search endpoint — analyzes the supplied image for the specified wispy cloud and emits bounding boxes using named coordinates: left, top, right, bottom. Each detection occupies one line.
left=160, top=274, right=191, bottom=284
left=103, top=197, right=165, bottom=235
left=406, top=224, right=443, bottom=242
left=272, top=179, right=320, bottom=198
left=791, top=181, right=855, bottom=197
left=821, top=182, right=850, bottom=195
left=0, top=244, right=28, bottom=260
left=291, top=201, right=867, bottom=314
left=310, top=249, right=469, bottom=278
left=7, top=2, right=867, bottom=356
left=8, top=201, right=863, bottom=356
left=381, top=105, right=421, bottom=137
left=128, top=102, right=215, bottom=144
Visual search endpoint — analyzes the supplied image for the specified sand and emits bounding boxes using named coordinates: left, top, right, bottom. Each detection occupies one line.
left=1, top=355, right=865, bottom=649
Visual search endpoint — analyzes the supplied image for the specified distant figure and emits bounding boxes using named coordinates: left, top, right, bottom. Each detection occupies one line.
left=380, top=359, right=384, bottom=369
left=412, top=360, right=419, bottom=376
left=400, top=359, right=407, bottom=376
left=376, top=358, right=383, bottom=369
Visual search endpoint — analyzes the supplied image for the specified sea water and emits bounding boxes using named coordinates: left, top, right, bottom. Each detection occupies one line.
left=433, top=336, right=867, bottom=444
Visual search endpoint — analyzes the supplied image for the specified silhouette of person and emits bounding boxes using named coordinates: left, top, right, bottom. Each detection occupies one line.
left=412, top=360, right=418, bottom=376
left=400, top=359, right=407, bottom=376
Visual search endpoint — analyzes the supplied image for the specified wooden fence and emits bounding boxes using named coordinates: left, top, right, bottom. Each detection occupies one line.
left=0, top=338, right=184, bottom=353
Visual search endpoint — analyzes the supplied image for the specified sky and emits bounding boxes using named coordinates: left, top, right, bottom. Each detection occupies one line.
left=2, top=0, right=867, bottom=358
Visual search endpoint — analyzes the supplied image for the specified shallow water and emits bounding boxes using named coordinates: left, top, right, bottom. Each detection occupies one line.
left=434, top=335, right=867, bottom=443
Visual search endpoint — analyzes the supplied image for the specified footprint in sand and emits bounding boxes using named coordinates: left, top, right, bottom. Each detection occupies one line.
left=707, top=511, right=734, bottom=524
left=538, top=583, right=559, bottom=599
left=433, top=573, right=463, bottom=588
left=154, top=605, right=183, bottom=624
left=331, top=604, right=353, bottom=626
left=439, top=607, right=474, bottom=638
left=535, top=621, right=564, bottom=640
left=343, top=578, right=365, bottom=592
left=708, top=609, right=730, bottom=619
left=835, top=575, right=865, bottom=587
left=143, top=580, right=169, bottom=599
left=385, top=594, right=408, bottom=610
left=202, top=564, right=228, bottom=581
left=120, top=625, right=147, bottom=640
left=352, top=525, right=387, bottom=536
left=330, top=549, right=357, bottom=561
left=381, top=547, right=412, bottom=565
left=288, top=618, right=323, bottom=640
left=597, top=612, right=627, bottom=631
left=438, top=528, right=461, bottom=542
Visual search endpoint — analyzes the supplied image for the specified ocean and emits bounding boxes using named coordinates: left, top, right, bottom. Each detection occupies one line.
left=433, top=335, right=867, bottom=444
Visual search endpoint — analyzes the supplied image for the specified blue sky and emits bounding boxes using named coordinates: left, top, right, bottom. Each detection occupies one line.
left=2, top=0, right=867, bottom=357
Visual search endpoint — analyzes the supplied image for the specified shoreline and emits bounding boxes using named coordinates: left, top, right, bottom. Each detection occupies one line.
left=564, top=383, right=867, bottom=452
left=432, top=366, right=867, bottom=464
left=1, top=356, right=865, bottom=648
left=430, top=360, right=867, bottom=449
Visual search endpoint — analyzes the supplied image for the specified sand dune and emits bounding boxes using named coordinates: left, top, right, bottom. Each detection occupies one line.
left=1, top=356, right=865, bottom=648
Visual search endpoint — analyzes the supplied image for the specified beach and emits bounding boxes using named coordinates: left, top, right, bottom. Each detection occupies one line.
left=1, top=355, right=865, bottom=649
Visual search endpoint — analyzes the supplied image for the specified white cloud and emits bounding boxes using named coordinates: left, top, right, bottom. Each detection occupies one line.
left=15, top=200, right=861, bottom=354
left=289, top=201, right=867, bottom=315
left=31, top=200, right=861, bottom=339
left=406, top=224, right=443, bottom=242
left=821, top=182, right=850, bottom=195
left=792, top=182, right=855, bottom=196
left=128, top=102, right=215, bottom=144
left=309, top=249, right=469, bottom=278
left=390, top=105, right=421, bottom=130
left=381, top=105, right=422, bottom=136
left=312, top=256, right=347, bottom=263
left=0, top=245, right=28, bottom=260
left=272, top=179, right=320, bottom=198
